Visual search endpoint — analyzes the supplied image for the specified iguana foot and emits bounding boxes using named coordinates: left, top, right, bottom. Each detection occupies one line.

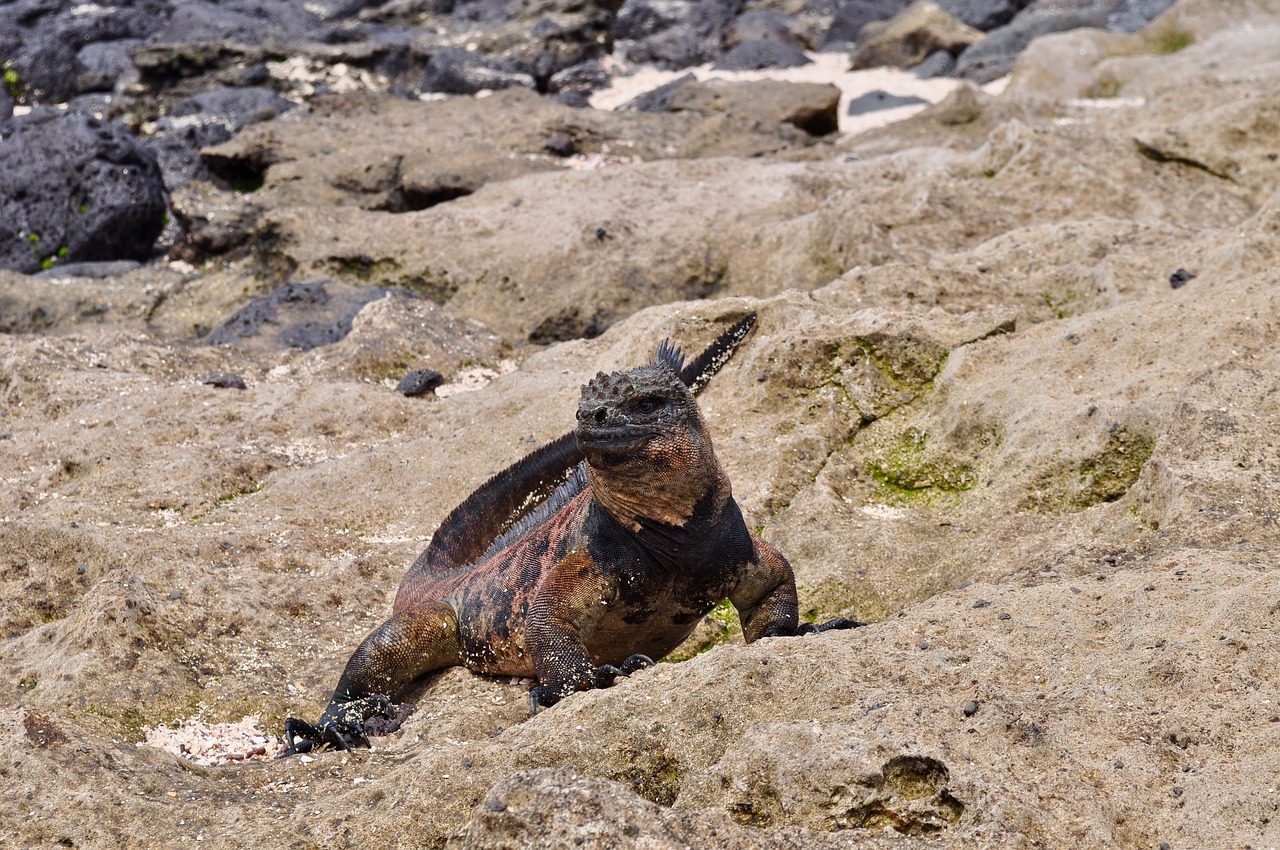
left=621, top=653, right=655, bottom=674
left=282, top=694, right=408, bottom=755
left=528, top=656, right=657, bottom=714
left=797, top=617, right=867, bottom=635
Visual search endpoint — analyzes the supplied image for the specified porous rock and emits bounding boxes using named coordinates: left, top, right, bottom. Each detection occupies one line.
left=0, top=110, right=167, bottom=273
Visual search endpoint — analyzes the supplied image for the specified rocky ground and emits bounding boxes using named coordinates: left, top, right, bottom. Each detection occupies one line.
left=3, top=0, right=1280, bottom=847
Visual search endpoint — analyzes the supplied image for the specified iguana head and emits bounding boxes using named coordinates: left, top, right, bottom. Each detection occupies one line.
left=576, top=361, right=727, bottom=531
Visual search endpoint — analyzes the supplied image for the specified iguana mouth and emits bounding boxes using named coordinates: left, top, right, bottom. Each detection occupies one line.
left=576, top=423, right=656, bottom=451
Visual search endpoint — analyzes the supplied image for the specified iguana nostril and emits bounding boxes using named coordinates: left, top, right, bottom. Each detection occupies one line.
left=593, top=408, right=607, bottom=424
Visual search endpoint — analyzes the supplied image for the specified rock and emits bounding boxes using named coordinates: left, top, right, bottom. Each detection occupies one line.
left=0, top=110, right=168, bottom=274
left=820, top=0, right=910, bottom=48
left=614, top=0, right=748, bottom=69
left=7, top=33, right=82, bottom=104
left=33, top=260, right=141, bottom=279
left=74, top=39, right=143, bottom=94
left=668, top=79, right=840, bottom=136
left=0, top=87, right=13, bottom=122
left=201, top=372, right=248, bottom=389
left=546, top=60, right=611, bottom=106
left=850, top=0, right=984, bottom=70
left=205, top=281, right=398, bottom=351
left=1106, top=0, right=1178, bottom=33
left=955, top=8, right=1111, bottom=82
left=712, top=39, right=813, bottom=70
left=396, top=368, right=444, bottom=396
left=723, top=10, right=803, bottom=48
left=617, top=73, right=697, bottom=113
left=420, top=47, right=536, bottom=95
left=148, top=86, right=298, bottom=188
left=910, top=48, right=956, bottom=76
left=847, top=89, right=930, bottom=115
left=169, top=182, right=260, bottom=255
left=937, top=0, right=1034, bottom=30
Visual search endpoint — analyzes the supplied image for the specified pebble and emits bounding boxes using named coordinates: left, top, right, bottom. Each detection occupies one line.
left=201, top=372, right=248, bottom=390
left=963, top=699, right=980, bottom=717
left=397, top=368, right=445, bottom=397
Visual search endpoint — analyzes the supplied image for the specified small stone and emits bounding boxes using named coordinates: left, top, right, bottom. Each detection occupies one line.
left=485, top=797, right=507, bottom=812
left=201, top=372, right=247, bottom=390
left=76, top=565, right=87, bottom=575
left=1169, top=268, right=1196, bottom=289
left=1158, top=843, right=1171, bottom=850
left=169, top=590, right=183, bottom=600
left=918, top=639, right=930, bottom=649
left=972, top=598, right=990, bottom=608
left=962, top=700, right=980, bottom=717
left=1171, top=786, right=1183, bottom=797
left=397, top=369, right=445, bottom=397
left=997, top=612, right=1011, bottom=620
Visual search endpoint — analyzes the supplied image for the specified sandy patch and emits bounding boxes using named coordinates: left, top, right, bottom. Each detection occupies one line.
left=590, top=51, right=1008, bottom=136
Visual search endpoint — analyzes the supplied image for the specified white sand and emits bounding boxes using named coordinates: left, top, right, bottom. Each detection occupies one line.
left=590, top=52, right=1008, bottom=136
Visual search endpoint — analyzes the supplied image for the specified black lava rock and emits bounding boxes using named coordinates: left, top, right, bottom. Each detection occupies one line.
left=149, top=87, right=297, bottom=188
left=937, top=0, right=1034, bottom=32
left=0, top=110, right=168, bottom=273
left=723, top=10, right=801, bottom=48
left=396, top=368, right=445, bottom=397
left=421, top=47, right=535, bottom=95
left=1107, top=0, right=1179, bottom=33
left=206, top=281, right=395, bottom=351
left=615, top=0, right=748, bottom=70
left=821, top=0, right=909, bottom=48
left=7, top=33, right=83, bottom=104
left=1169, top=268, right=1196, bottom=289
left=847, top=89, right=929, bottom=115
left=955, top=8, right=1110, bottom=83
left=713, top=39, right=812, bottom=71
left=963, top=699, right=981, bottom=717
left=202, top=372, right=248, bottom=390
left=548, top=60, right=612, bottom=106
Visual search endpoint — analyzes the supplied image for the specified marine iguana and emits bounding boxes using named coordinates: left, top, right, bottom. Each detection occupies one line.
left=285, top=315, right=860, bottom=753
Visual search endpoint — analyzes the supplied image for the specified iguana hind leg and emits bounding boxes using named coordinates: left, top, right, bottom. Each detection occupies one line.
left=284, top=602, right=462, bottom=753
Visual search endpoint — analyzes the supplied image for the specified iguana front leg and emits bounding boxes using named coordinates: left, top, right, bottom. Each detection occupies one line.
left=732, top=536, right=865, bottom=640
left=525, top=550, right=634, bottom=711
left=284, top=602, right=462, bottom=753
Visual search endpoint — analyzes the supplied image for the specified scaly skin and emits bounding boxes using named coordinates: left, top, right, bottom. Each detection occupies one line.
left=283, top=317, right=860, bottom=753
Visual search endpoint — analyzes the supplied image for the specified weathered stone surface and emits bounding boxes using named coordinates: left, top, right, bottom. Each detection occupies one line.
left=851, top=0, right=984, bottom=69
left=3, top=6, right=1280, bottom=850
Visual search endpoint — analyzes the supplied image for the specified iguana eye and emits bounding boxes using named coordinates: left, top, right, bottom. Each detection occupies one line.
left=630, top=396, right=663, bottom=415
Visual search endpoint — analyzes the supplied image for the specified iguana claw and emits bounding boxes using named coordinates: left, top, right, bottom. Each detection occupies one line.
left=281, top=694, right=404, bottom=755
left=527, top=655, right=658, bottom=714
